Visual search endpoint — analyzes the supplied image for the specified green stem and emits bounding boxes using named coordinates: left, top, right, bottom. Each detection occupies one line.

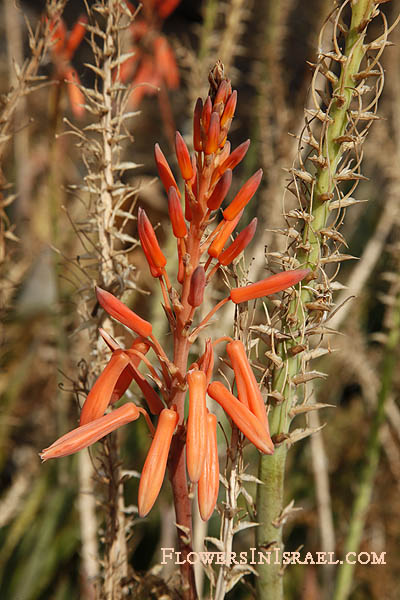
left=333, top=292, right=400, bottom=600
left=256, top=2, right=377, bottom=598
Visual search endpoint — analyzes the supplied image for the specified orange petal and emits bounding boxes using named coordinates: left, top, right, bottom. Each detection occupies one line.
left=186, top=371, right=208, bottom=482
left=201, top=97, right=212, bottom=135
left=138, top=207, right=167, bottom=269
left=96, top=286, right=153, bottom=338
left=175, top=132, right=193, bottom=181
left=220, top=90, right=237, bottom=128
left=207, top=381, right=274, bottom=454
left=204, top=112, right=220, bottom=155
left=207, top=169, right=232, bottom=211
left=218, top=218, right=257, bottom=266
left=111, top=337, right=150, bottom=403
left=208, top=210, right=243, bottom=259
left=168, top=186, right=187, bottom=238
left=154, top=143, right=180, bottom=196
left=198, top=338, right=214, bottom=385
left=80, top=350, right=130, bottom=425
left=193, top=98, right=203, bottom=151
left=40, top=403, right=140, bottom=461
left=138, top=408, right=178, bottom=516
left=223, top=169, right=263, bottom=221
left=218, top=139, right=250, bottom=176
left=125, top=351, right=164, bottom=415
left=230, top=269, right=310, bottom=304
left=198, top=412, right=219, bottom=521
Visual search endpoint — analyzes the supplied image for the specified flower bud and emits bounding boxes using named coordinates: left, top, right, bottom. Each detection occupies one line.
left=193, top=97, right=203, bottom=151
left=188, top=266, right=206, bottom=307
left=154, top=143, right=180, bottom=196
left=40, top=403, right=140, bottom=461
left=223, top=169, right=263, bottom=221
left=207, top=169, right=232, bottom=211
left=198, top=412, right=219, bottom=521
left=96, top=286, right=153, bottom=338
left=175, top=131, right=194, bottom=181
left=218, top=139, right=250, bottom=175
left=207, top=381, right=274, bottom=454
left=202, top=96, right=212, bottom=134
left=213, top=79, right=229, bottom=110
left=138, top=408, right=178, bottom=516
left=218, top=218, right=257, bottom=266
left=186, top=371, right=207, bottom=482
left=208, top=210, right=243, bottom=259
left=220, top=90, right=237, bottom=128
left=138, top=207, right=167, bottom=269
left=204, top=112, right=220, bottom=155
left=168, top=186, right=187, bottom=238
left=230, top=269, right=310, bottom=304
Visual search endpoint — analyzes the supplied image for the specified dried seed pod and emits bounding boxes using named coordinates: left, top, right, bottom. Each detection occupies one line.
left=41, top=403, right=140, bottom=461
left=168, top=186, right=187, bottom=238
left=207, top=169, right=232, bottom=211
left=188, top=266, right=206, bottom=307
left=138, top=408, right=178, bottom=516
left=230, top=269, right=310, bottom=303
left=96, top=286, right=153, bottom=338
left=198, top=412, right=219, bottom=521
left=186, top=371, right=208, bottom=482
left=138, top=207, right=167, bottom=269
left=208, top=210, right=243, bottom=258
left=154, top=143, right=180, bottom=196
left=175, top=131, right=194, bottom=181
left=208, top=381, right=274, bottom=454
left=218, top=218, right=257, bottom=266
left=223, top=169, right=263, bottom=221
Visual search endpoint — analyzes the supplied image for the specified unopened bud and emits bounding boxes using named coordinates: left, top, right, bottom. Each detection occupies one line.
left=188, top=266, right=206, bottom=307
left=223, top=169, right=263, bottom=221
left=207, top=169, right=232, bottom=211
left=230, top=269, right=310, bottom=303
left=218, top=218, right=257, bottom=265
left=168, top=186, right=187, bottom=238
left=204, top=112, right=220, bottom=155
left=175, top=131, right=194, bottom=181
left=154, top=143, right=180, bottom=196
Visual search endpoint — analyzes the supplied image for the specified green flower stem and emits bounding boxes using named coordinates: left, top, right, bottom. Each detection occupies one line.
left=333, top=292, right=400, bottom=600
left=256, top=2, right=377, bottom=599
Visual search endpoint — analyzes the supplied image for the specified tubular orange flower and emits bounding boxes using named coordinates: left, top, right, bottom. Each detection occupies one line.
left=207, top=381, right=274, bottom=454
left=154, top=143, right=180, bottom=197
left=175, top=132, right=194, bottom=181
left=168, top=186, right=187, bottom=238
left=208, top=210, right=243, bottom=259
left=223, top=169, right=263, bottom=221
left=207, top=169, right=232, bottom=211
left=80, top=350, right=130, bottom=425
left=218, top=217, right=257, bottom=266
left=96, top=286, right=153, bottom=338
left=138, top=207, right=167, bottom=269
left=186, top=370, right=208, bottom=482
left=204, top=112, right=220, bottom=155
left=40, top=403, right=140, bottom=461
left=202, top=96, right=212, bottom=134
left=198, top=412, right=219, bottom=521
left=227, top=340, right=270, bottom=434
left=188, top=266, right=206, bottom=308
left=193, top=97, right=203, bottom=151
left=218, top=139, right=250, bottom=176
left=213, top=79, right=229, bottom=112
left=230, top=269, right=310, bottom=303
left=138, top=408, right=178, bottom=517
left=220, top=90, right=237, bottom=128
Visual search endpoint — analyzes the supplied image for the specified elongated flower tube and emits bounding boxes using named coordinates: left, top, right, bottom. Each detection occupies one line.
left=186, top=370, right=207, bottom=482
left=138, top=208, right=167, bottom=269
left=175, top=132, right=193, bottom=181
left=201, top=96, right=212, bottom=134
left=204, top=112, right=220, bottom=155
left=80, top=350, right=131, bottom=425
left=208, top=210, right=243, bottom=259
left=220, top=90, right=237, bottom=128
left=218, top=139, right=250, bottom=176
left=138, top=407, right=178, bottom=517
left=40, top=403, right=140, bottom=461
left=96, top=286, right=153, bottom=338
left=208, top=381, right=274, bottom=454
left=168, top=186, right=187, bottom=238
left=213, top=79, right=229, bottom=111
left=154, top=143, right=180, bottom=196
left=230, top=269, right=310, bottom=303
left=198, top=413, right=219, bottom=521
left=218, top=217, right=257, bottom=266
left=188, top=266, right=206, bottom=308
left=207, top=169, right=232, bottom=211
left=227, top=340, right=270, bottom=433
left=223, top=169, right=263, bottom=221
left=193, top=97, right=203, bottom=151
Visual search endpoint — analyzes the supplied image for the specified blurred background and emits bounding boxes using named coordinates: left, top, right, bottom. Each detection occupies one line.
left=1, top=0, right=400, bottom=598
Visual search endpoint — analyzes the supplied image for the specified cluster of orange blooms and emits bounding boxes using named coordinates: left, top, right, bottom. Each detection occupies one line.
left=41, top=66, right=308, bottom=522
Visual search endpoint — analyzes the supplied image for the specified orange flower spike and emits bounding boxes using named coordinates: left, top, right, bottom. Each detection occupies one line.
left=202, top=96, right=212, bottom=134
left=138, top=408, right=178, bottom=517
left=208, top=210, right=243, bottom=259
left=168, top=186, right=187, bottom=238
left=186, top=371, right=208, bottom=482
left=175, top=132, right=194, bottom=181
left=80, top=350, right=131, bottom=425
left=198, top=413, right=219, bottom=521
left=207, top=381, right=274, bottom=454
left=227, top=340, right=269, bottom=432
left=40, top=403, right=140, bottom=461
left=204, top=112, right=220, bottom=155
left=223, top=169, right=263, bottom=221
left=193, top=98, right=203, bottom=151
left=219, top=139, right=250, bottom=175
left=218, top=217, right=257, bottom=266
left=230, top=269, right=310, bottom=303
left=154, top=143, right=180, bottom=197
left=207, top=169, right=232, bottom=211
left=138, top=208, right=167, bottom=269
left=220, top=90, right=237, bottom=128
left=96, top=286, right=153, bottom=338
left=188, top=266, right=206, bottom=308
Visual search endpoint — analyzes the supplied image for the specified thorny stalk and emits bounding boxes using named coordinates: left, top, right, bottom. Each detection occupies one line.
left=256, top=2, right=396, bottom=598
